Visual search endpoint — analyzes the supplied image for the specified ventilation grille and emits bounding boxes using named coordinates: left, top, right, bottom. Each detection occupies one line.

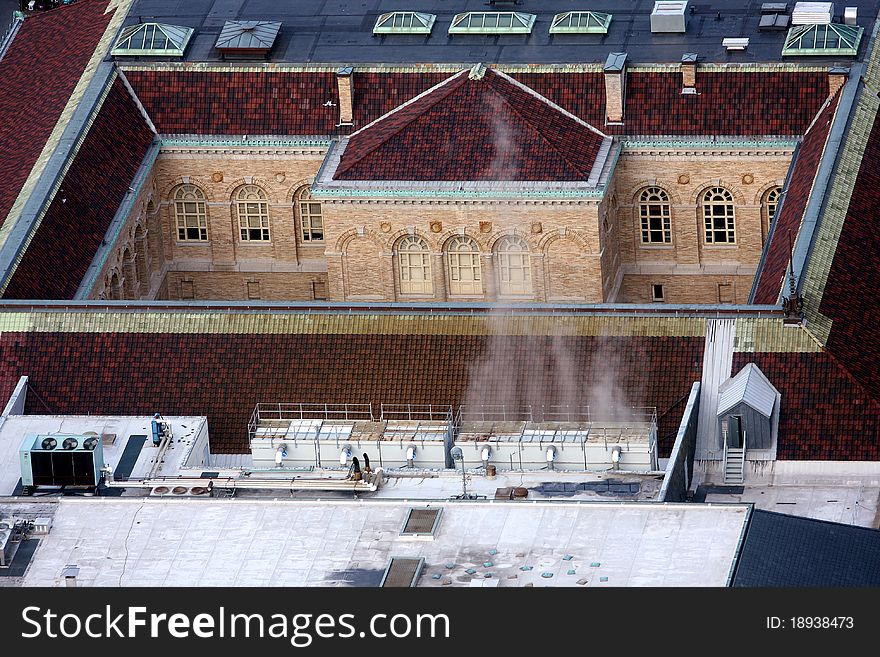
left=380, top=557, right=424, bottom=587
left=400, top=508, right=442, bottom=536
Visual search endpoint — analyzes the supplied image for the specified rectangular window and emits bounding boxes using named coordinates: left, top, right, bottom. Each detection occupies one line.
left=239, top=202, right=270, bottom=241
left=640, top=204, right=671, bottom=244
left=180, top=280, right=195, bottom=300
left=247, top=281, right=261, bottom=300
left=498, top=253, right=531, bottom=295
left=300, top=201, right=324, bottom=242
left=652, top=284, right=665, bottom=302
left=312, top=280, right=328, bottom=301
left=175, top=201, right=208, bottom=241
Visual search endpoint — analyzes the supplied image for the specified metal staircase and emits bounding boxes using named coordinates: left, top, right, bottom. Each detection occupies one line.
left=723, top=442, right=745, bottom=485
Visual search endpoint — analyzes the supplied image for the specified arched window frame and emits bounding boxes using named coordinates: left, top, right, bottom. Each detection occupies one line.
left=702, top=187, right=736, bottom=244
left=173, top=184, right=208, bottom=241
left=235, top=185, right=270, bottom=242
left=446, top=235, right=482, bottom=295
left=762, top=186, right=782, bottom=244
left=495, top=235, right=532, bottom=296
left=396, top=235, right=433, bottom=294
left=296, top=186, right=324, bottom=242
left=638, top=187, right=672, bottom=244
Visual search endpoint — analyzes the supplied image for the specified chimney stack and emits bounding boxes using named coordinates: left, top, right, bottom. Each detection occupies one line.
left=681, top=52, right=698, bottom=93
left=336, top=66, right=354, bottom=127
left=603, top=52, right=627, bottom=124
left=828, top=65, right=849, bottom=98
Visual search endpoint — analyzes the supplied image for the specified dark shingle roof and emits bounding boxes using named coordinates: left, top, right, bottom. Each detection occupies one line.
left=335, top=68, right=607, bottom=182
left=732, top=510, right=880, bottom=587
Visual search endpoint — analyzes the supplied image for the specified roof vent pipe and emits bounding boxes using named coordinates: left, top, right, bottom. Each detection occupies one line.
left=275, top=444, right=288, bottom=466
left=546, top=445, right=557, bottom=470
left=406, top=445, right=417, bottom=467
left=339, top=445, right=352, bottom=466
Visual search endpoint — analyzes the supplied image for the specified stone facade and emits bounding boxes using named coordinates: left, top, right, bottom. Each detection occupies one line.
left=94, top=141, right=792, bottom=305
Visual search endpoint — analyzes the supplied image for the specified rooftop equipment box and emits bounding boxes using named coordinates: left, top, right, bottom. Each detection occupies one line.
left=792, top=2, right=834, bottom=24
left=651, top=1, right=689, bottom=33
left=19, top=434, right=104, bottom=489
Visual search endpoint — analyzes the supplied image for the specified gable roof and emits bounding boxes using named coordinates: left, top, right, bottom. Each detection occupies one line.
left=0, top=1, right=120, bottom=232
left=334, top=67, right=608, bottom=182
left=717, top=363, right=779, bottom=418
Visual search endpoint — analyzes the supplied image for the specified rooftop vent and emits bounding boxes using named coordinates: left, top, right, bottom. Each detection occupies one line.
left=400, top=508, right=442, bottom=537
left=651, top=1, right=689, bottom=33
left=214, top=21, right=281, bottom=59
left=111, top=22, right=194, bottom=58
left=791, top=2, right=834, bottom=24
left=782, top=22, right=863, bottom=56
left=549, top=11, right=612, bottom=34
left=380, top=557, right=425, bottom=587
left=373, top=12, right=436, bottom=34
left=449, top=12, right=536, bottom=35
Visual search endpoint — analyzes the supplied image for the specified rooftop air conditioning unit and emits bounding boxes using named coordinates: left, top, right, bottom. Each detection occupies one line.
left=792, top=2, right=834, bottom=24
left=651, top=1, right=689, bottom=33
left=19, top=434, right=104, bottom=493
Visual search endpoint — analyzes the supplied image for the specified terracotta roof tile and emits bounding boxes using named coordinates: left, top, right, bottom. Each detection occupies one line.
left=0, top=0, right=114, bottom=228
left=335, top=69, right=607, bottom=181
left=352, top=71, right=454, bottom=128
left=1, top=332, right=703, bottom=454
left=3, top=78, right=155, bottom=299
left=753, top=91, right=840, bottom=304
left=123, top=70, right=340, bottom=135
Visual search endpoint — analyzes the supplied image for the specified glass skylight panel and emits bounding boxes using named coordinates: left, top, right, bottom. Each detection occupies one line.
left=781, top=23, right=863, bottom=56
left=373, top=12, right=436, bottom=34
left=448, top=12, right=536, bottom=34
left=549, top=11, right=612, bottom=34
left=111, top=22, right=194, bottom=57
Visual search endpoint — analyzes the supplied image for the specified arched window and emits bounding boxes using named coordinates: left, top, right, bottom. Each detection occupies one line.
left=762, top=186, right=782, bottom=244
left=296, top=186, right=323, bottom=242
left=173, top=184, right=208, bottom=241
left=396, top=235, right=433, bottom=294
left=702, top=187, right=736, bottom=244
left=446, top=236, right=482, bottom=295
left=639, top=187, right=671, bottom=244
left=235, top=185, right=270, bottom=241
left=496, top=235, right=531, bottom=296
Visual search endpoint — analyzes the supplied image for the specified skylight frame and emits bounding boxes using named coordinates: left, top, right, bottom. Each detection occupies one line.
left=781, top=23, right=863, bottom=56
left=448, top=12, right=537, bottom=35
left=549, top=11, right=613, bottom=34
left=111, top=22, right=194, bottom=57
left=373, top=11, right=437, bottom=35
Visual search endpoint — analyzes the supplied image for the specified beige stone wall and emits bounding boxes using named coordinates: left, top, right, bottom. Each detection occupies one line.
left=620, top=274, right=754, bottom=305
left=322, top=201, right=604, bottom=303
left=611, top=148, right=792, bottom=303
left=161, top=271, right=328, bottom=301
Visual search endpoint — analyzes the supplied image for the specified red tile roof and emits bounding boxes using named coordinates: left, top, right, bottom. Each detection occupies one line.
left=352, top=72, right=454, bottom=128
left=818, top=105, right=880, bottom=404
left=335, top=69, right=607, bottom=181
left=0, top=0, right=115, bottom=229
left=511, top=71, right=830, bottom=136
left=733, top=352, right=880, bottom=460
left=753, top=91, right=840, bottom=304
left=1, top=331, right=704, bottom=454
left=2, top=78, right=155, bottom=299
left=123, top=70, right=340, bottom=135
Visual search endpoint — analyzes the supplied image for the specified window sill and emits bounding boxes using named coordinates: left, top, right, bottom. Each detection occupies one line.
left=176, top=240, right=210, bottom=245
left=703, top=244, right=738, bottom=249
left=639, top=244, right=674, bottom=250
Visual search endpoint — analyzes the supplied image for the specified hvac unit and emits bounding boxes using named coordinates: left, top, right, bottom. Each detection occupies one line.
left=792, top=2, right=834, bottom=24
left=651, top=1, right=689, bottom=33
left=19, top=434, right=105, bottom=493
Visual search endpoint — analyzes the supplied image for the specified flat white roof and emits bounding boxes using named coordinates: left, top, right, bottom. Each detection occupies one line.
left=0, top=415, right=209, bottom=495
left=19, top=499, right=749, bottom=587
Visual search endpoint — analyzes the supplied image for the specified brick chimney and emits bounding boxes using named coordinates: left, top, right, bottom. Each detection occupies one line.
left=828, top=65, right=849, bottom=97
left=603, top=52, right=627, bottom=124
left=336, top=66, right=354, bottom=126
left=681, top=52, right=698, bottom=93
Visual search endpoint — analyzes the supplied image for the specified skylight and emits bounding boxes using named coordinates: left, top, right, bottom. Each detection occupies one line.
left=550, top=11, right=613, bottom=34
left=781, top=23, right=863, bottom=56
left=448, top=12, right=536, bottom=35
left=373, top=12, right=436, bottom=34
left=111, top=23, right=194, bottom=57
